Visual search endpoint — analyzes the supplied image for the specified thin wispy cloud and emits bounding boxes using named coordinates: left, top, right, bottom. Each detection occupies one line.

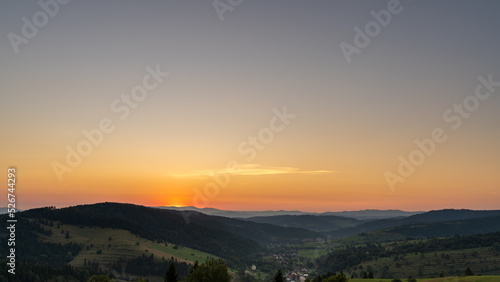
left=168, top=164, right=336, bottom=178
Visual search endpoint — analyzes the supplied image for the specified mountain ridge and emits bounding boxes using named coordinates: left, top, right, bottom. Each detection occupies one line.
left=321, top=208, right=500, bottom=238
left=154, top=206, right=424, bottom=219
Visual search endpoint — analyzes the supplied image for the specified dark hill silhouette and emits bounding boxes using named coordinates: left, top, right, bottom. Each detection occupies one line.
left=323, top=209, right=500, bottom=238
left=243, top=214, right=362, bottom=231
left=380, top=214, right=500, bottom=239
left=18, top=202, right=320, bottom=264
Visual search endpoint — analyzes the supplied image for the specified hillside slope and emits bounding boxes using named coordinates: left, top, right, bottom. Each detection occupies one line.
left=324, top=209, right=500, bottom=238
left=17, top=203, right=321, bottom=263
left=243, top=214, right=362, bottom=232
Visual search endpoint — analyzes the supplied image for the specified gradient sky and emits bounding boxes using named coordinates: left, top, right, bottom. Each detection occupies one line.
left=1, top=0, right=499, bottom=212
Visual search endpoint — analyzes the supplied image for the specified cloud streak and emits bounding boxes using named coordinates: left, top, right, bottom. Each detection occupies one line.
left=169, top=164, right=336, bottom=178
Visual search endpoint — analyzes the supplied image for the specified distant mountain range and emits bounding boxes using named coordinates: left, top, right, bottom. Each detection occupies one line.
left=239, top=209, right=500, bottom=236
left=155, top=206, right=424, bottom=220
left=320, top=209, right=424, bottom=219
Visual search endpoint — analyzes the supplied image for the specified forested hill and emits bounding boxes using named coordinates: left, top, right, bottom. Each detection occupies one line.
left=376, top=214, right=500, bottom=239
left=243, top=214, right=361, bottom=232
left=19, top=202, right=320, bottom=262
left=180, top=211, right=321, bottom=244
left=21, top=203, right=256, bottom=263
left=398, top=209, right=500, bottom=224
left=323, top=209, right=500, bottom=238
left=359, top=209, right=500, bottom=232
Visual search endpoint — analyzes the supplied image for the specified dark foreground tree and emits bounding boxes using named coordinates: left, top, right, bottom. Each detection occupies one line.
left=273, top=269, right=285, bottom=282
left=465, top=267, right=474, bottom=276
left=165, top=262, right=178, bottom=282
left=185, top=259, right=230, bottom=282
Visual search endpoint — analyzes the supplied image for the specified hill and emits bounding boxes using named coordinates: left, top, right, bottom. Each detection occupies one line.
left=398, top=209, right=500, bottom=225
left=243, top=214, right=362, bottom=232
left=5, top=203, right=320, bottom=265
left=180, top=211, right=321, bottom=245
left=241, top=209, right=500, bottom=239
left=380, top=214, right=500, bottom=239
left=323, top=209, right=500, bottom=238
left=17, top=203, right=258, bottom=264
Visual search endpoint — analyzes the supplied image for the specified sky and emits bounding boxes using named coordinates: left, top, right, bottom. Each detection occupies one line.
left=1, top=0, right=499, bottom=212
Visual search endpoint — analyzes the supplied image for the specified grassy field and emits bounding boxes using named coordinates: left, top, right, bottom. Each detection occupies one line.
left=333, top=230, right=407, bottom=245
left=298, top=239, right=342, bottom=259
left=150, top=243, right=219, bottom=262
left=37, top=220, right=218, bottom=267
left=298, top=247, right=328, bottom=258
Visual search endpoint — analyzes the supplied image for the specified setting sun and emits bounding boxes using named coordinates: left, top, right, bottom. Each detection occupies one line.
left=166, top=199, right=187, bottom=208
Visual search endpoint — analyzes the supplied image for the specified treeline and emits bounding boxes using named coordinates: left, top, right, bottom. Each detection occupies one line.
left=0, top=260, right=104, bottom=282
left=111, top=254, right=192, bottom=279
left=317, top=243, right=385, bottom=272
left=387, top=215, right=500, bottom=239
left=392, top=232, right=500, bottom=254
left=317, top=231, right=500, bottom=273
left=0, top=216, right=82, bottom=267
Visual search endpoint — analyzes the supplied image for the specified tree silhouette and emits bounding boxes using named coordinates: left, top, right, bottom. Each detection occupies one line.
left=165, top=262, right=178, bottom=282
left=273, top=269, right=285, bottom=282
